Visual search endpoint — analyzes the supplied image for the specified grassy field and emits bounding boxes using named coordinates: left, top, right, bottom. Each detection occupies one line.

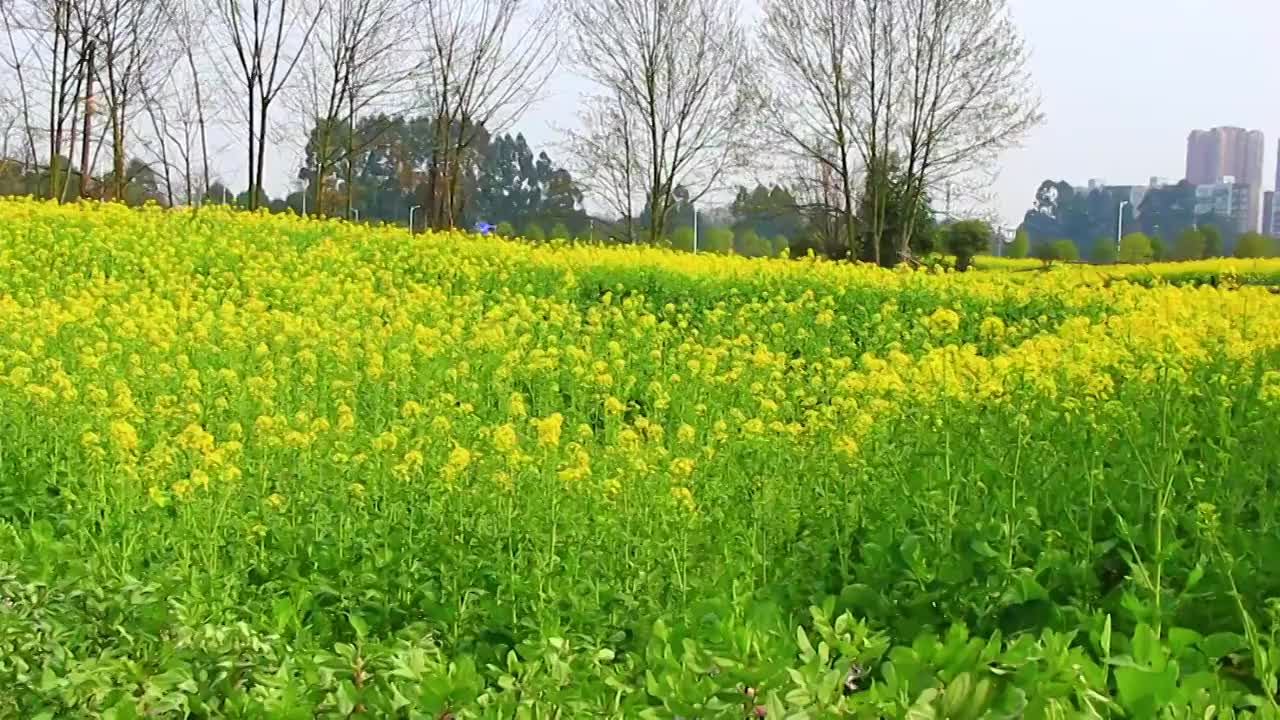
left=971, top=253, right=1280, bottom=287
left=2, top=200, right=1280, bottom=717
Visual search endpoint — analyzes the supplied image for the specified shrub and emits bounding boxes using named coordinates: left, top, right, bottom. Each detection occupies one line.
left=521, top=222, right=545, bottom=242
left=1008, top=227, right=1030, bottom=258
left=942, top=219, right=992, bottom=272
left=1118, top=232, right=1154, bottom=263
left=1091, top=236, right=1117, bottom=263
left=1235, top=232, right=1274, bottom=258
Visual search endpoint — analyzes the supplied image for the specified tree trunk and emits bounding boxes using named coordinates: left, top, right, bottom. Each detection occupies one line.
left=112, top=117, right=125, bottom=201
left=47, top=2, right=63, bottom=201
left=345, top=91, right=355, bottom=218
left=184, top=46, right=210, bottom=205
left=246, top=81, right=256, bottom=207
left=79, top=41, right=94, bottom=198
left=255, top=99, right=268, bottom=210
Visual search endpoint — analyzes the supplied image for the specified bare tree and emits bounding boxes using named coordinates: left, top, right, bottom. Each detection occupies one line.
left=40, top=0, right=88, bottom=200
left=890, top=0, right=1040, bottom=262
left=88, top=0, right=169, bottom=199
left=212, top=0, right=322, bottom=210
left=292, top=0, right=416, bottom=217
left=0, top=87, right=20, bottom=162
left=0, top=0, right=109, bottom=199
left=563, top=91, right=643, bottom=242
left=0, top=1, right=40, bottom=171
left=168, top=0, right=212, bottom=203
left=132, top=0, right=219, bottom=206
left=416, top=0, right=556, bottom=229
left=760, top=0, right=867, bottom=260
left=563, top=0, right=758, bottom=246
left=760, top=0, right=1038, bottom=264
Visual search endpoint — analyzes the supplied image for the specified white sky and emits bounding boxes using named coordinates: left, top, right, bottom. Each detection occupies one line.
left=244, top=0, right=1280, bottom=225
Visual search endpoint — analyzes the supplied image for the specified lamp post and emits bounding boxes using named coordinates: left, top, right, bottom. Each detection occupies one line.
left=352, top=209, right=359, bottom=222
left=409, top=205, right=421, bottom=234
left=1117, top=200, right=1130, bottom=256
left=692, top=201, right=698, bottom=253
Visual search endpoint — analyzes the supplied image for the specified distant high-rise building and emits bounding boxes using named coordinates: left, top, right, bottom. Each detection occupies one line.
left=1264, top=191, right=1277, bottom=237
left=1185, top=127, right=1265, bottom=231
left=1194, top=179, right=1253, bottom=235
left=1273, top=141, right=1280, bottom=233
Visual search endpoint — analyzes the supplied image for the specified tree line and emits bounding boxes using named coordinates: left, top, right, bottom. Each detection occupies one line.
left=0, top=0, right=1040, bottom=266
left=1019, top=179, right=1280, bottom=261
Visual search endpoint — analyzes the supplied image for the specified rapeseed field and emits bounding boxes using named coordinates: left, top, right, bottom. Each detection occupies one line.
left=2, top=199, right=1279, bottom=717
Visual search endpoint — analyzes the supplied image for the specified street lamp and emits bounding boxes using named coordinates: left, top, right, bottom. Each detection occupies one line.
left=692, top=201, right=698, bottom=253
left=1117, top=200, right=1130, bottom=256
left=409, top=205, right=421, bottom=233
left=352, top=209, right=360, bottom=222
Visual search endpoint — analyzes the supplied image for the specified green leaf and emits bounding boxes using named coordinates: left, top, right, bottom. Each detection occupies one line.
left=1183, top=562, right=1205, bottom=593
left=336, top=680, right=359, bottom=716
left=39, top=665, right=59, bottom=692
left=1199, top=632, right=1247, bottom=659
left=347, top=612, right=369, bottom=641
left=1100, top=614, right=1112, bottom=659
left=1131, top=623, right=1161, bottom=666
left=272, top=597, right=295, bottom=633
left=796, top=626, right=815, bottom=659
left=905, top=688, right=940, bottom=720
left=1168, top=627, right=1202, bottom=655
left=940, top=672, right=973, bottom=718
left=969, top=539, right=999, bottom=559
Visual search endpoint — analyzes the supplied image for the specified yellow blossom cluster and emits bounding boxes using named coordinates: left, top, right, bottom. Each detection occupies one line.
left=0, top=198, right=1276, bottom=555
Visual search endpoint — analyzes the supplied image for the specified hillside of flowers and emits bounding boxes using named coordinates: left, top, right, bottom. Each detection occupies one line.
left=2, top=200, right=1279, bottom=717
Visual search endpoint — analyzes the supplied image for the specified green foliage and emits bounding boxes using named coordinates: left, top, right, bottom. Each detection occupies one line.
left=788, top=234, right=823, bottom=258
left=1054, top=239, right=1080, bottom=262
left=770, top=235, right=789, bottom=257
left=1009, top=227, right=1030, bottom=258
left=670, top=226, right=696, bottom=252
left=1235, top=232, right=1275, bottom=258
left=1091, top=236, right=1117, bottom=263
left=1035, top=238, right=1079, bottom=263
left=1023, top=180, right=1215, bottom=254
left=4, top=203, right=1280, bottom=716
left=549, top=222, right=570, bottom=241
left=730, top=184, right=806, bottom=242
left=703, top=226, right=734, bottom=253
left=1118, top=232, right=1154, bottom=263
left=496, top=221, right=516, bottom=237
left=1172, top=227, right=1206, bottom=261
left=735, top=228, right=772, bottom=257
left=1201, top=224, right=1223, bottom=257
left=1150, top=233, right=1166, bottom=260
left=858, top=157, right=938, bottom=265
left=942, top=220, right=992, bottom=271
left=521, top=221, right=546, bottom=242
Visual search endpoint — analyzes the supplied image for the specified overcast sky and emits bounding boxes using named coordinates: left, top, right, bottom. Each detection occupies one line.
left=249, top=0, right=1280, bottom=225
